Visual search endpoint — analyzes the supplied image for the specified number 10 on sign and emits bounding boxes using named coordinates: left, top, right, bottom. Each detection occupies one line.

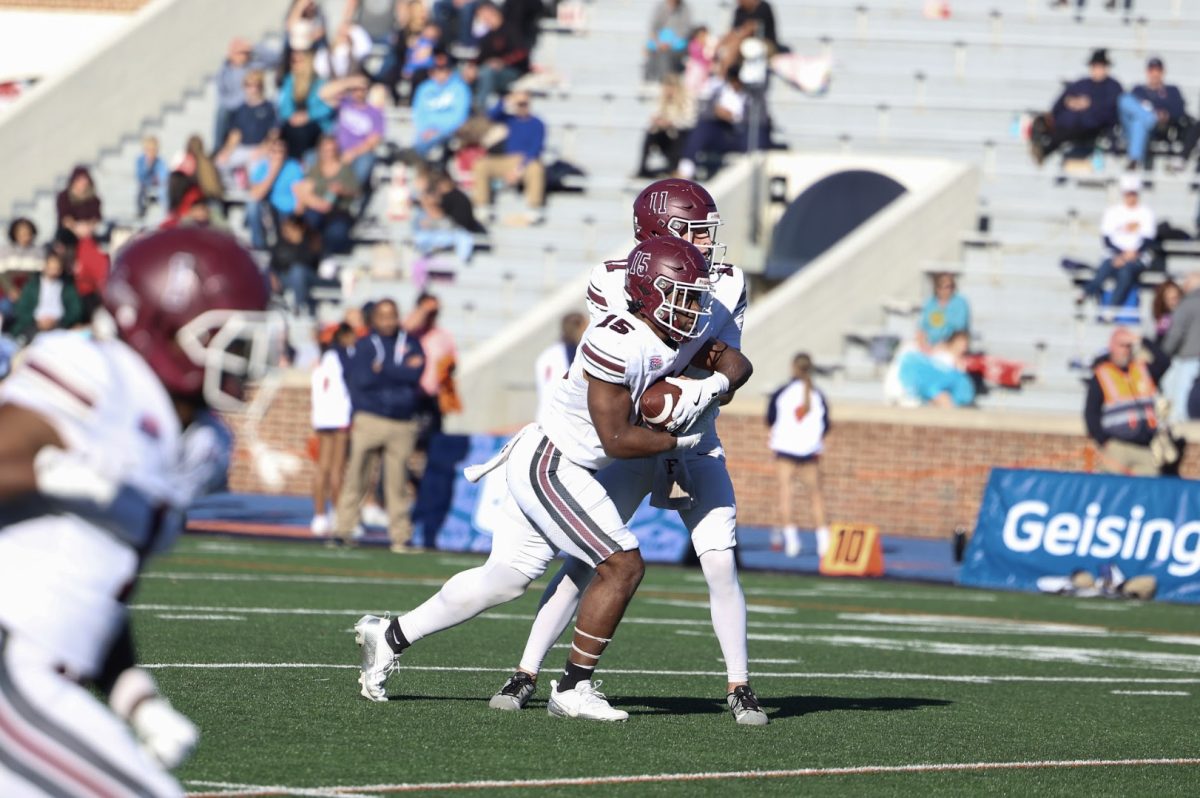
left=819, top=523, right=884, bottom=577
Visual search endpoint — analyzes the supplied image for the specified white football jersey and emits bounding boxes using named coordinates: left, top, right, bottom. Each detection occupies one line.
left=540, top=310, right=695, bottom=472
left=585, top=257, right=748, bottom=453
left=0, top=332, right=190, bottom=677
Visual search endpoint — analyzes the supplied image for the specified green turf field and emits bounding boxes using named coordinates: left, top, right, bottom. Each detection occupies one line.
left=136, top=535, right=1200, bottom=797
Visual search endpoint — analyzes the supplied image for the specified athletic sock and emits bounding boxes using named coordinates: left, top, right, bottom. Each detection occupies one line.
left=384, top=617, right=411, bottom=654
left=557, top=660, right=595, bottom=692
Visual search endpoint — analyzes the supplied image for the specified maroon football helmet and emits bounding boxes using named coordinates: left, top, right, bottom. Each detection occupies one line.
left=101, top=227, right=278, bottom=410
left=625, top=237, right=713, bottom=343
left=632, top=178, right=725, bottom=272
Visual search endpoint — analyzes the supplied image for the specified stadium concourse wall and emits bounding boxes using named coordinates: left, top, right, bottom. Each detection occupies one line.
left=0, top=0, right=292, bottom=218
left=225, top=388, right=1200, bottom=538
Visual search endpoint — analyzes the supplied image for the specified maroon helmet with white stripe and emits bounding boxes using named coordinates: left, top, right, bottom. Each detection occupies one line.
left=102, top=227, right=279, bottom=411
left=632, top=178, right=725, bottom=273
left=625, top=237, right=712, bottom=343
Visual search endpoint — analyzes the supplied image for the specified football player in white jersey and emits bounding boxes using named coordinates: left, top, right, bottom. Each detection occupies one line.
left=354, top=237, right=752, bottom=720
left=489, top=178, right=767, bottom=725
left=0, top=228, right=275, bottom=797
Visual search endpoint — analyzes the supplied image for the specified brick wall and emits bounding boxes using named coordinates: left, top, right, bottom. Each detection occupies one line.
left=229, top=383, right=1200, bottom=538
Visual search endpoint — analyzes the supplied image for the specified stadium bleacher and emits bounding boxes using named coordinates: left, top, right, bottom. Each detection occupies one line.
left=6, top=0, right=1200, bottom=414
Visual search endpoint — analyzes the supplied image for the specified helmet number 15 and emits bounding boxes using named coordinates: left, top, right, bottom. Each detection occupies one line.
left=598, top=315, right=634, bottom=335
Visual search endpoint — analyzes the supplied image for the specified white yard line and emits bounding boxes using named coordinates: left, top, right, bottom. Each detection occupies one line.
left=139, top=661, right=1200, bottom=685
left=142, top=572, right=449, bottom=588
left=1110, top=690, right=1191, bottom=696
left=183, top=758, right=1200, bottom=797
left=153, top=614, right=246, bottom=621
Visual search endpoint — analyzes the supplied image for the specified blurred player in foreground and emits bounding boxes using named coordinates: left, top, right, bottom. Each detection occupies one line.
left=355, top=236, right=752, bottom=720
left=0, top=228, right=274, bottom=796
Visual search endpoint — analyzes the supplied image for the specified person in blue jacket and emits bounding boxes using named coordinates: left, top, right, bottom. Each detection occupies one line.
left=412, top=52, right=472, bottom=159
left=333, top=299, right=428, bottom=552
left=1121, top=56, right=1189, bottom=168
left=1030, top=49, right=1123, bottom=165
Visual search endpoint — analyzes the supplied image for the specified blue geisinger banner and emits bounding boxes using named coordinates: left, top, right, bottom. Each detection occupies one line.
left=958, top=468, right=1200, bottom=604
left=412, top=433, right=691, bottom=563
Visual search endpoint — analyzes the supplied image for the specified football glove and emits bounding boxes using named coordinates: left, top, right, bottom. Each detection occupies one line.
left=665, top=373, right=730, bottom=433
left=109, top=667, right=199, bottom=770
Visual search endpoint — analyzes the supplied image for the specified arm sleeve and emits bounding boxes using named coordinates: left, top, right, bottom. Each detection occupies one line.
left=578, top=328, right=627, bottom=385
left=766, top=387, right=781, bottom=426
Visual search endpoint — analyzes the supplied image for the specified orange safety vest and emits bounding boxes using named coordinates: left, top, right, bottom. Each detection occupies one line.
left=1094, top=360, right=1157, bottom=437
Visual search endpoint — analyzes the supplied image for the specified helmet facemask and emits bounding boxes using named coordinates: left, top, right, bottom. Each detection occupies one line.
left=666, top=213, right=726, bottom=279
left=652, top=274, right=712, bottom=343
left=177, top=309, right=286, bottom=412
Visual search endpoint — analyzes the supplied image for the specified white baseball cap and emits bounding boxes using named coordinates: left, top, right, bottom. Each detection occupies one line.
left=1118, top=174, right=1141, bottom=194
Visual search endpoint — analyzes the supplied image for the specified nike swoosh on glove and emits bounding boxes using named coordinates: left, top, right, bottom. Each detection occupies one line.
left=665, top=373, right=730, bottom=433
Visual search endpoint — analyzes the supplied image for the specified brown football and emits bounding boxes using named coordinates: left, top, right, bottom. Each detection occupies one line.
left=639, top=379, right=683, bottom=431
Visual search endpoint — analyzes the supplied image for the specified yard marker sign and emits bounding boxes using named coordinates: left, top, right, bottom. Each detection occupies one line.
left=820, top=523, right=884, bottom=577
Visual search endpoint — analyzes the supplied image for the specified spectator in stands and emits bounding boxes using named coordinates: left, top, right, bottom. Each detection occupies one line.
left=433, top=0, right=481, bottom=57
left=1077, top=174, right=1155, bottom=312
left=320, top=75, right=385, bottom=211
left=405, top=292, right=460, bottom=439
left=1029, top=49, right=1122, bottom=166
left=0, top=218, right=39, bottom=327
left=1, top=218, right=40, bottom=275
left=1120, top=57, right=1188, bottom=170
left=294, top=135, right=362, bottom=254
left=1085, top=327, right=1164, bottom=476
left=684, top=25, right=715, bottom=99
left=216, top=70, right=278, bottom=182
left=505, top=0, right=543, bottom=50
left=1052, top=0, right=1133, bottom=17
left=1151, top=279, right=1182, bottom=348
left=135, top=136, right=170, bottom=220
left=287, top=0, right=328, bottom=49
left=768, top=353, right=830, bottom=558
left=246, top=134, right=305, bottom=249
left=917, top=272, right=970, bottom=350
left=412, top=52, right=472, bottom=158
left=64, top=217, right=108, bottom=320
left=636, top=74, right=696, bottom=178
left=645, top=0, right=692, bottom=84
left=10, top=245, right=82, bottom=343
left=270, top=214, right=323, bottom=316
left=534, top=311, right=586, bottom=421
left=677, top=65, right=746, bottom=180
left=315, top=21, right=373, bottom=79
left=279, top=48, right=336, bottom=135
left=402, top=18, right=441, bottom=95
left=55, top=166, right=102, bottom=231
left=471, top=1, right=530, bottom=112
left=412, top=167, right=484, bottom=264
left=214, top=37, right=255, bottom=152
left=348, top=0, right=402, bottom=45
left=310, top=321, right=357, bottom=536
left=895, top=331, right=975, bottom=408
left=1161, top=272, right=1200, bottom=422
left=472, top=90, right=546, bottom=225
left=181, top=135, right=226, bottom=222
left=334, top=298, right=426, bottom=552
left=161, top=183, right=213, bottom=229
left=731, top=0, right=782, bottom=53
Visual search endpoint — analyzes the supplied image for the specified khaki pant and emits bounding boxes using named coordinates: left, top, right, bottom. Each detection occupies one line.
left=335, top=412, right=420, bottom=544
left=1101, top=439, right=1160, bottom=477
left=472, top=154, right=546, bottom=209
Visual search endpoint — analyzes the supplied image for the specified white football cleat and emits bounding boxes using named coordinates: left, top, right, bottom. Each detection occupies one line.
left=547, top=680, right=628, bottom=722
left=355, top=614, right=399, bottom=702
